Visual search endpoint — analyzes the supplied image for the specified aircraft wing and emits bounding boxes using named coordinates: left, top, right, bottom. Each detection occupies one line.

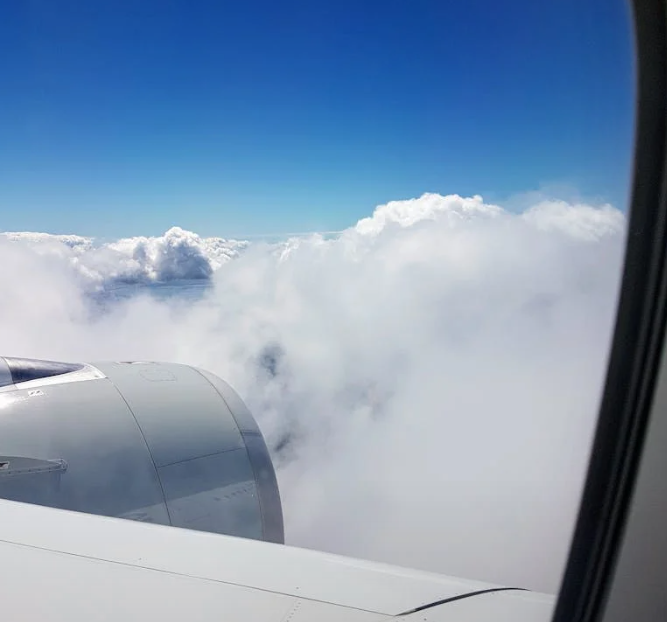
left=0, top=498, right=554, bottom=621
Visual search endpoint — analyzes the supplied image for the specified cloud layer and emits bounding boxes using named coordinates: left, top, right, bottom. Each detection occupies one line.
left=1, top=226, right=247, bottom=287
left=0, top=193, right=626, bottom=593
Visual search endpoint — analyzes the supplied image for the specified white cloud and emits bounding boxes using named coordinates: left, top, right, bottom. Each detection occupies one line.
left=1, top=226, right=248, bottom=287
left=354, top=192, right=502, bottom=235
left=522, top=199, right=625, bottom=240
left=0, top=193, right=626, bottom=593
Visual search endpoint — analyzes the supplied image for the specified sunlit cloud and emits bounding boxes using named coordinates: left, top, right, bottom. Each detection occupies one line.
left=0, top=192, right=626, bottom=593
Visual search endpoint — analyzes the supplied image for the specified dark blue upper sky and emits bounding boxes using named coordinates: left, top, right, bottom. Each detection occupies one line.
left=0, top=0, right=634, bottom=237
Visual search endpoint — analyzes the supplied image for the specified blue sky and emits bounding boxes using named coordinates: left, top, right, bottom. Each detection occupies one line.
left=0, top=0, right=634, bottom=238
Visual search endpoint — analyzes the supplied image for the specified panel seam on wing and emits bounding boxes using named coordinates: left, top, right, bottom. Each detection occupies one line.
left=0, top=537, right=387, bottom=615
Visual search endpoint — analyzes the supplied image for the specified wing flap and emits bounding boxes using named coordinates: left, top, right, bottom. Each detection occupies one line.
left=399, top=589, right=555, bottom=621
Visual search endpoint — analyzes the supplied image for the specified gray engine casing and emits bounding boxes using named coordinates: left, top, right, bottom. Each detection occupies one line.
left=0, top=357, right=284, bottom=544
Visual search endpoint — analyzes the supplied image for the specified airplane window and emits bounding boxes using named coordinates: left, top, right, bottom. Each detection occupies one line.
left=0, top=0, right=635, bottom=606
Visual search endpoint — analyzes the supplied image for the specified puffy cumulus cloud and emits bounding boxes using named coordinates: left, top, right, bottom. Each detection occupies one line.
left=0, top=193, right=626, bottom=594
left=354, top=192, right=503, bottom=235
left=102, top=227, right=248, bottom=282
left=0, top=227, right=248, bottom=288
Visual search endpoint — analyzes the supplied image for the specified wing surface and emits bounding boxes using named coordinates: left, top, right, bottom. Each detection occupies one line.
left=0, top=499, right=554, bottom=621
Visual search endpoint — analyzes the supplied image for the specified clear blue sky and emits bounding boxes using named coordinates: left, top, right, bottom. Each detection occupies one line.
left=0, top=0, right=634, bottom=238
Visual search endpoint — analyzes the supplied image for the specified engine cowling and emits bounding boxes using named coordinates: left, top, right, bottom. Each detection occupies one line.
left=0, top=357, right=284, bottom=544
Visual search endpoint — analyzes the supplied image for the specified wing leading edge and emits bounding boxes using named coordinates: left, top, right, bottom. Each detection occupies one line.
left=0, top=499, right=554, bottom=621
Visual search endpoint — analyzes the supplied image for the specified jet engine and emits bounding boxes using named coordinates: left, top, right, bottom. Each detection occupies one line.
left=0, top=356, right=284, bottom=544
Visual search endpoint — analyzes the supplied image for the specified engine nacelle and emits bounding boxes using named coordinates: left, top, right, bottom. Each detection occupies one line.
left=0, top=357, right=284, bottom=544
